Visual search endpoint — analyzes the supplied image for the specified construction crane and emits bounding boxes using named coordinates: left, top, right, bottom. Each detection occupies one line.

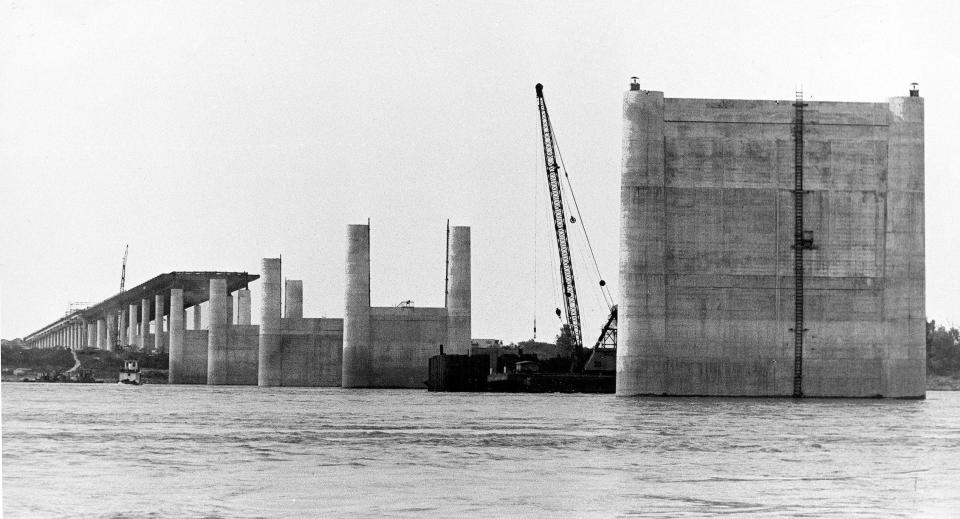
left=119, top=245, right=129, bottom=294
left=535, top=83, right=617, bottom=373
left=535, top=83, right=584, bottom=370
left=116, top=245, right=128, bottom=349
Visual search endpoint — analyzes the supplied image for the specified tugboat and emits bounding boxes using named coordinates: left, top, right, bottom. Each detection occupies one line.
left=118, top=360, right=142, bottom=385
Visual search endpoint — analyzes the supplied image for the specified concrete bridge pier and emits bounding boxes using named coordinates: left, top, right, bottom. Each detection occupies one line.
left=207, top=279, right=229, bottom=385
left=342, top=225, right=371, bottom=388
left=237, top=289, right=251, bottom=325
left=446, top=226, right=471, bottom=355
left=140, top=298, right=151, bottom=350
left=168, top=288, right=185, bottom=384
left=106, top=313, right=116, bottom=351
left=87, top=322, right=96, bottom=348
left=285, top=280, right=303, bottom=318
left=155, top=294, right=165, bottom=353
left=258, top=258, right=282, bottom=386
left=127, top=305, right=137, bottom=347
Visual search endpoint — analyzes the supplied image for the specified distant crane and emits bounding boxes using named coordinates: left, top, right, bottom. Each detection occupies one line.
left=535, top=83, right=616, bottom=372
left=119, top=245, right=129, bottom=294
left=115, top=245, right=128, bottom=350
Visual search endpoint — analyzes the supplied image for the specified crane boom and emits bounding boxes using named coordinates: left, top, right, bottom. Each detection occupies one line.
left=535, top=83, right=583, bottom=364
left=119, top=245, right=129, bottom=293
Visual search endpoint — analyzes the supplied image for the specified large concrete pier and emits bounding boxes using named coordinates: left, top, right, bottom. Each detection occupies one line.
left=342, top=223, right=471, bottom=388
left=617, top=83, right=925, bottom=398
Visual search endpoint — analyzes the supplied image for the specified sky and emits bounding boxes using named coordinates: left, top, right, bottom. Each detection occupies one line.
left=1, top=0, right=958, bottom=343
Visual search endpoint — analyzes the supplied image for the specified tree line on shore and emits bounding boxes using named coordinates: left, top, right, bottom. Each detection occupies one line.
left=926, top=320, right=960, bottom=376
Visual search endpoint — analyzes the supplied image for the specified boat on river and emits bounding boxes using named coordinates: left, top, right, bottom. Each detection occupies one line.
left=118, top=360, right=142, bottom=385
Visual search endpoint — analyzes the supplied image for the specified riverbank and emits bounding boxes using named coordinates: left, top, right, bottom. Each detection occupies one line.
left=1, top=345, right=168, bottom=383
left=927, top=374, right=960, bottom=391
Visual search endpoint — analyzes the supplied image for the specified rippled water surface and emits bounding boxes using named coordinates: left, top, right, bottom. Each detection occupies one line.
left=3, top=384, right=960, bottom=517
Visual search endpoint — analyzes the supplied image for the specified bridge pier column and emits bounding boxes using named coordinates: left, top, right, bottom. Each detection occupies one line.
left=140, top=298, right=150, bottom=350
left=237, top=289, right=251, bottom=325
left=193, top=304, right=202, bottom=330
left=155, top=294, right=165, bottom=353
left=107, top=312, right=116, bottom=351
left=169, top=288, right=185, bottom=384
left=128, top=305, right=138, bottom=347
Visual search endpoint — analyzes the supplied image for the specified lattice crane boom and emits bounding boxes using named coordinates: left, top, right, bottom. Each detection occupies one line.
left=535, top=83, right=583, bottom=364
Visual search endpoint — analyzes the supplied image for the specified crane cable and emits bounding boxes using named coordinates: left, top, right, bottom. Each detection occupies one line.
left=549, top=118, right=614, bottom=310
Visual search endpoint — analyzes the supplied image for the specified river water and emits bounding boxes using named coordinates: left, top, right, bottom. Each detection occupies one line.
left=3, top=384, right=959, bottom=518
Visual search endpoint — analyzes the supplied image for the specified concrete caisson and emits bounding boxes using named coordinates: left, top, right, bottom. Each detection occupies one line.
left=285, top=280, right=303, bottom=318
left=342, top=225, right=371, bottom=388
left=140, top=298, right=150, bottom=350
left=237, top=289, right=252, bottom=325
left=127, top=305, right=137, bottom=347
left=616, top=83, right=925, bottom=398
left=258, top=258, right=283, bottom=386
left=445, top=226, right=471, bottom=355
left=342, top=223, right=471, bottom=388
left=155, top=294, right=165, bottom=353
left=96, top=319, right=106, bottom=349
left=207, top=279, right=229, bottom=385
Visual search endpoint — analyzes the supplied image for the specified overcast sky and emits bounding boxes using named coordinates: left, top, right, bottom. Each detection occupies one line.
left=2, top=0, right=958, bottom=343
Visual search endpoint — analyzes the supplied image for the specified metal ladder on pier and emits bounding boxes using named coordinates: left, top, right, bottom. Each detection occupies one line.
left=791, top=89, right=810, bottom=398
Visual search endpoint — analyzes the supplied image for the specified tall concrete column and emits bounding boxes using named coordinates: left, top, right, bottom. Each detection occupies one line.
left=193, top=305, right=202, bottom=330
left=155, top=294, right=165, bottom=353
left=445, top=226, right=471, bottom=354
left=87, top=322, right=96, bottom=348
left=119, top=309, right=128, bottom=348
left=285, top=280, right=303, bottom=318
left=616, top=85, right=666, bottom=396
left=168, top=289, right=185, bottom=384
left=226, top=292, right=234, bottom=325
left=237, top=289, right=252, bottom=325
left=342, top=224, right=371, bottom=388
left=207, top=279, right=229, bottom=385
left=128, top=305, right=138, bottom=347
left=106, top=312, right=116, bottom=352
left=140, top=298, right=151, bottom=349
left=97, top=319, right=106, bottom=349
left=258, top=258, right=282, bottom=386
